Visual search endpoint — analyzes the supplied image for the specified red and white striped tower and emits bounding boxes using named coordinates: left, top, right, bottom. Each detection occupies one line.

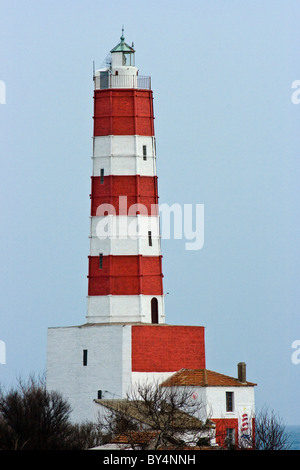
left=46, top=35, right=208, bottom=422
left=87, top=31, right=165, bottom=324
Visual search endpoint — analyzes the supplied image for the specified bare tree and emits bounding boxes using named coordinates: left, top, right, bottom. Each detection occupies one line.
left=97, top=381, right=215, bottom=449
left=254, top=406, right=290, bottom=450
left=0, top=374, right=103, bottom=450
left=97, top=403, right=140, bottom=446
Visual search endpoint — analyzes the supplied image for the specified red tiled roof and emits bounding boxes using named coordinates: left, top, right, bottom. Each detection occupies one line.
left=160, top=369, right=257, bottom=387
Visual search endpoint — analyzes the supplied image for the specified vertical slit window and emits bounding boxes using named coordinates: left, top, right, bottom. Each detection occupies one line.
left=100, top=168, right=104, bottom=184
left=83, top=349, right=88, bottom=366
left=148, top=231, right=152, bottom=246
left=143, top=145, right=147, bottom=160
left=99, top=253, right=103, bottom=269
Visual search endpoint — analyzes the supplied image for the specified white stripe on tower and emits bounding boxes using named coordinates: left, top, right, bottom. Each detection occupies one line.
left=92, top=135, right=157, bottom=177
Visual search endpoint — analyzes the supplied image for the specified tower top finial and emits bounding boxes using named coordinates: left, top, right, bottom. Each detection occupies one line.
left=120, top=25, right=125, bottom=42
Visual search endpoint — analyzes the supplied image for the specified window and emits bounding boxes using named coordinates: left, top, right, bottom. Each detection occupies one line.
left=99, top=253, right=103, bottom=269
left=148, top=230, right=152, bottom=246
left=83, top=349, right=88, bottom=366
left=100, top=168, right=104, bottom=184
left=226, top=391, right=234, bottom=412
left=143, top=145, right=147, bottom=160
left=97, top=390, right=102, bottom=399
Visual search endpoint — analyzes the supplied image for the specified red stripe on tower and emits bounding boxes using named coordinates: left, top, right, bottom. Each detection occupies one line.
left=86, top=31, right=165, bottom=325
left=93, top=89, right=155, bottom=136
left=90, top=175, right=159, bottom=216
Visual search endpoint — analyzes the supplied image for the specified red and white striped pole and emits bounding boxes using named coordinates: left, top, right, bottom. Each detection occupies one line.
left=87, top=32, right=165, bottom=324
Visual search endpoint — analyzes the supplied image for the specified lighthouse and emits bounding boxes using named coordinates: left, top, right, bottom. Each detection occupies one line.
left=46, top=33, right=206, bottom=423
left=88, top=30, right=164, bottom=325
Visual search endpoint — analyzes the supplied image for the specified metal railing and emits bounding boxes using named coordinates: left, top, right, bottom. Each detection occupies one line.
left=94, top=73, right=151, bottom=90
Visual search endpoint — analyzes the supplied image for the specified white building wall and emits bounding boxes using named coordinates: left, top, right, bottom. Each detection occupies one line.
left=46, top=324, right=132, bottom=423
left=204, top=386, right=255, bottom=420
left=131, top=372, right=175, bottom=390
left=161, top=385, right=255, bottom=430
left=189, top=385, right=255, bottom=436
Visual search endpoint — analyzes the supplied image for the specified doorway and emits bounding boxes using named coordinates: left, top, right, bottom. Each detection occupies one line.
left=151, top=297, right=158, bottom=324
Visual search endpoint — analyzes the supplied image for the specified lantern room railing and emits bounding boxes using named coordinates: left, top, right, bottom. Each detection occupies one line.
left=94, top=73, right=151, bottom=90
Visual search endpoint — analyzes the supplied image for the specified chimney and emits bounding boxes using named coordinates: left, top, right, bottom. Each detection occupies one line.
left=237, top=362, right=246, bottom=383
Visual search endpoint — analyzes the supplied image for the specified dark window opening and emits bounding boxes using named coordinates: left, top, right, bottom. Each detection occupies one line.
left=97, top=390, right=102, bottom=399
left=151, top=297, right=158, bottom=324
left=99, top=253, right=103, bottom=269
left=226, top=428, right=236, bottom=448
left=226, top=391, right=234, bottom=412
left=100, top=168, right=104, bottom=184
left=148, top=231, right=152, bottom=246
left=83, top=349, right=88, bottom=366
left=143, top=145, right=147, bottom=160
left=99, top=71, right=109, bottom=89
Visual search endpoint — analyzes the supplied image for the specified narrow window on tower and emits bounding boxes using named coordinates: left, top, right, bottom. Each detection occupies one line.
left=148, top=231, right=152, bottom=246
left=83, top=349, right=88, bottom=366
left=99, top=253, right=103, bottom=269
left=143, top=145, right=147, bottom=160
left=97, top=390, right=102, bottom=399
left=100, top=168, right=104, bottom=184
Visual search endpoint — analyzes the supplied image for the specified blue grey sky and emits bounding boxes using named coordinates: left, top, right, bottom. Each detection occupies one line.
left=0, top=0, right=299, bottom=424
